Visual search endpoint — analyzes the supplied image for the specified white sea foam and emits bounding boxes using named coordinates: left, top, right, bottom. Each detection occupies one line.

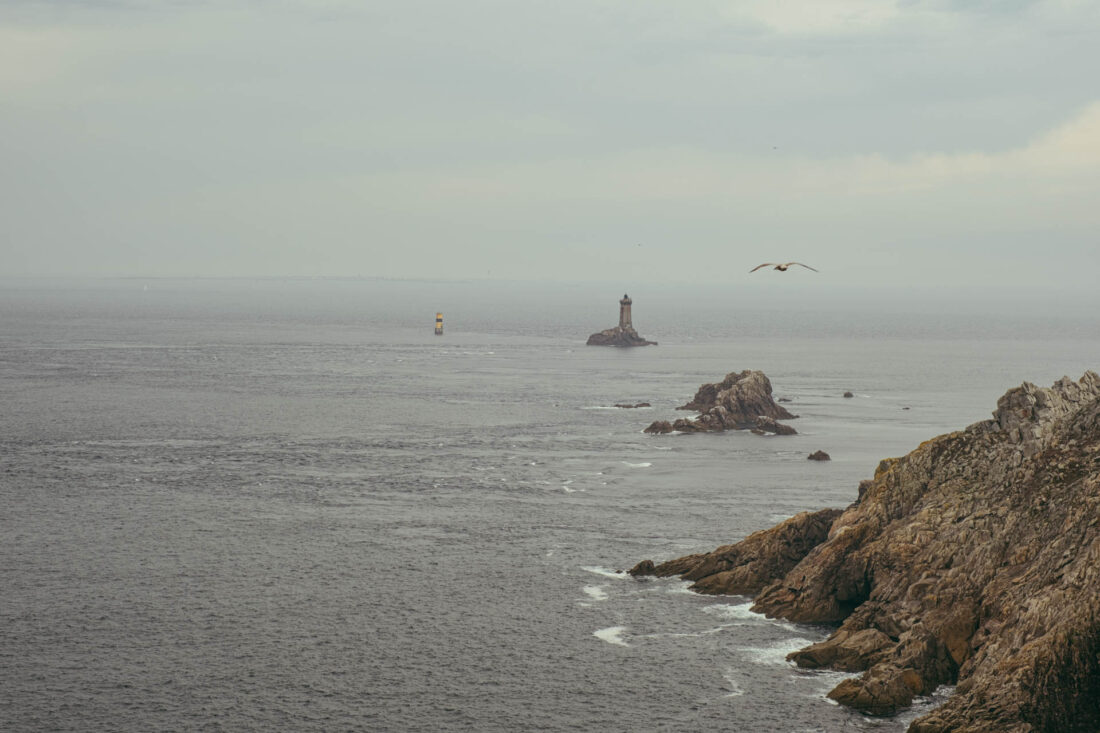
left=582, top=585, right=609, bottom=601
left=593, top=626, right=629, bottom=646
left=740, top=637, right=820, bottom=666
left=580, top=566, right=627, bottom=580
left=722, top=669, right=745, bottom=697
left=581, top=405, right=620, bottom=411
left=666, top=581, right=696, bottom=594
left=703, top=602, right=759, bottom=621
left=620, top=461, right=652, bottom=468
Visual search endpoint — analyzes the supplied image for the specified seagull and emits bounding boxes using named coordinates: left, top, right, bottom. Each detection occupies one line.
left=749, top=262, right=819, bottom=273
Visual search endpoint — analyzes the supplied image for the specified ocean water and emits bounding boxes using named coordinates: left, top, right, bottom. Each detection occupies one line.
left=2, top=278, right=1099, bottom=732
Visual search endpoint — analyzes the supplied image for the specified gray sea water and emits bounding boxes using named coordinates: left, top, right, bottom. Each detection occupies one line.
left=3, top=278, right=1099, bottom=732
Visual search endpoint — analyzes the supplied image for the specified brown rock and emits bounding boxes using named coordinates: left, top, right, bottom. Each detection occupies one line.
left=645, top=370, right=797, bottom=435
left=754, top=415, right=797, bottom=435
left=633, top=371, right=1100, bottom=730
left=630, top=508, right=842, bottom=595
left=789, top=627, right=895, bottom=671
left=808, top=450, right=831, bottom=461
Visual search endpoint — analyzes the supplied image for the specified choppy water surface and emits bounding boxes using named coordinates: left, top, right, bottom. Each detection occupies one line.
left=3, top=279, right=1099, bottom=731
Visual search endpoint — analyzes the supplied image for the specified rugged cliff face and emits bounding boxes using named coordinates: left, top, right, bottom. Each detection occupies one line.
left=631, top=372, right=1100, bottom=732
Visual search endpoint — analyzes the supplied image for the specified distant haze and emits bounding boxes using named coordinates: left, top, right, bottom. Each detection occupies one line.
left=2, top=1, right=1098, bottom=297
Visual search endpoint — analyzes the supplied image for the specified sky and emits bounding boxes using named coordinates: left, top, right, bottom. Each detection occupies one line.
left=1, top=0, right=1098, bottom=293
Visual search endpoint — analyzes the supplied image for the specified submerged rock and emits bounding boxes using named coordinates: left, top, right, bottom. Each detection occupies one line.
left=643, top=370, right=798, bottom=435
left=634, top=371, right=1100, bottom=731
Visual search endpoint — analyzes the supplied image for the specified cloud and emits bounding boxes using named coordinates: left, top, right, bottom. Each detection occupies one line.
left=716, top=0, right=904, bottom=35
left=1, top=0, right=1098, bottom=285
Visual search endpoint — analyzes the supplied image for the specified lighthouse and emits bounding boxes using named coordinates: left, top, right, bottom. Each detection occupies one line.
left=586, top=293, right=655, bottom=346
left=619, top=294, right=632, bottom=330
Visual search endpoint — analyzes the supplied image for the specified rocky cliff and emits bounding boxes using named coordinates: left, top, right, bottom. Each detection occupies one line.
left=644, top=370, right=797, bottom=435
left=631, top=371, right=1100, bottom=732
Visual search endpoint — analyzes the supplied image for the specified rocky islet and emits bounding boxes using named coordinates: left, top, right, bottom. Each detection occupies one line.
left=643, top=369, right=798, bottom=435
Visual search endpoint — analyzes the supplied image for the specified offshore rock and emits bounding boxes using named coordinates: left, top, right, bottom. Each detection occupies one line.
left=644, top=370, right=797, bottom=434
left=808, top=450, right=832, bottom=461
left=753, top=416, right=797, bottom=435
left=585, top=325, right=657, bottom=347
left=635, top=371, right=1100, bottom=732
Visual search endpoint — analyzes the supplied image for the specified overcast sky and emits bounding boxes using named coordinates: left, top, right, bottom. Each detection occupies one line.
left=2, top=0, right=1098, bottom=292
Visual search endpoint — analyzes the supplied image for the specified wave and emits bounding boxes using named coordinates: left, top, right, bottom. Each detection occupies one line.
left=593, top=626, right=629, bottom=647
left=580, top=566, right=627, bottom=580
left=582, top=585, right=609, bottom=602
left=740, top=637, right=821, bottom=666
left=703, top=602, right=759, bottom=621
left=620, top=461, right=652, bottom=468
left=722, top=668, right=746, bottom=697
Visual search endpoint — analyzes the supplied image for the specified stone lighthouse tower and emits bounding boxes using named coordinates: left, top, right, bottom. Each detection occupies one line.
left=586, top=292, right=655, bottom=346
left=619, top=294, right=633, bottom=330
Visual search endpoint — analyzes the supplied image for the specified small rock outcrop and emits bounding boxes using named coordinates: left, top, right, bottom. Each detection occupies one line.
left=614, top=402, right=651, bottom=409
left=633, top=371, right=1100, bottom=732
left=643, top=370, right=797, bottom=435
left=586, top=327, right=657, bottom=347
left=587, top=293, right=656, bottom=346
left=808, top=450, right=831, bottom=461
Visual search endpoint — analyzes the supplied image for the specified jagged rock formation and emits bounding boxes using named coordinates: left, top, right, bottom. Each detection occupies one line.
left=644, top=370, right=797, bottom=435
left=632, top=371, right=1100, bottom=732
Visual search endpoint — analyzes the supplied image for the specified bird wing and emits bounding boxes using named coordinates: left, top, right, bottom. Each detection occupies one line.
left=749, top=263, right=775, bottom=272
left=788, top=262, right=819, bottom=272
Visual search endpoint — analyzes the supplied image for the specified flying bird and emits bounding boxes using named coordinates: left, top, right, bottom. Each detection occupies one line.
left=749, top=262, right=819, bottom=273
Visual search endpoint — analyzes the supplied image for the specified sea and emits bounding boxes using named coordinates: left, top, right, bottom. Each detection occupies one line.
left=3, top=277, right=1099, bottom=732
